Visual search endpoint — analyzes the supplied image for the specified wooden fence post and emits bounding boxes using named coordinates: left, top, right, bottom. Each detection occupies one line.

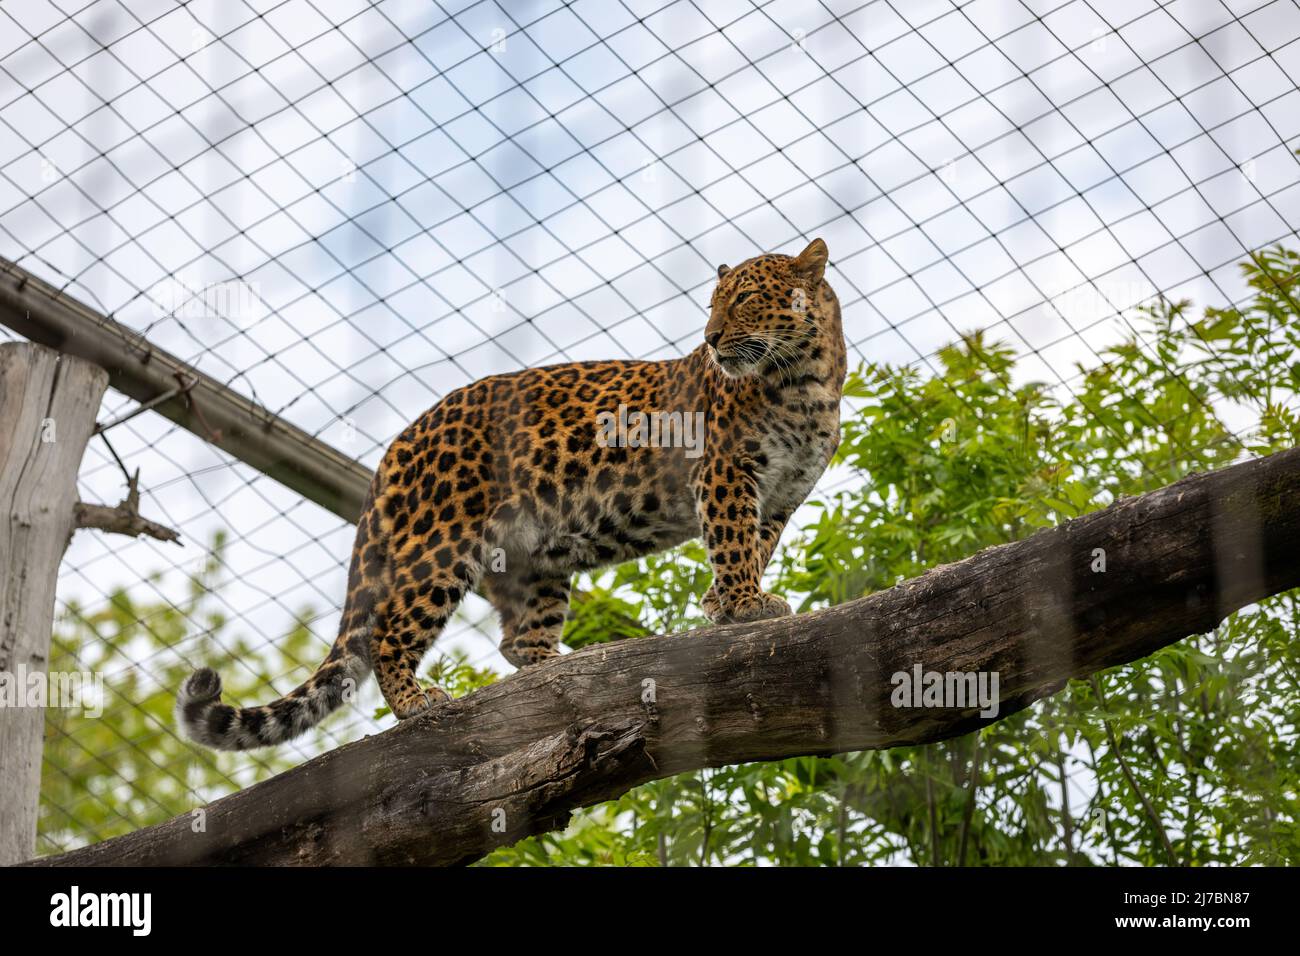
left=0, top=342, right=107, bottom=865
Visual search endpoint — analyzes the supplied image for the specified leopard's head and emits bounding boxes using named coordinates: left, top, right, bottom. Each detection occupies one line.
left=704, top=238, right=830, bottom=378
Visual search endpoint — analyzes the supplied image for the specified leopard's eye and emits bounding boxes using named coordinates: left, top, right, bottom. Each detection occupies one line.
left=733, top=290, right=757, bottom=306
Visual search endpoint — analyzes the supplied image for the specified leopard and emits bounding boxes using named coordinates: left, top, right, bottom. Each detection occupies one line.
left=177, top=238, right=847, bottom=750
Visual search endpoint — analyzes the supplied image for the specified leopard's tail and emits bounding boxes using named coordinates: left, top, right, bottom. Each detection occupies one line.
left=175, top=628, right=373, bottom=751
left=177, top=480, right=389, bottom=751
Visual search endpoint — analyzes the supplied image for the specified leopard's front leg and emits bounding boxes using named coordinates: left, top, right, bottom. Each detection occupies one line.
left=699, top=509, right=790, bottom=621
left=696, top=460, right=793, bottom=624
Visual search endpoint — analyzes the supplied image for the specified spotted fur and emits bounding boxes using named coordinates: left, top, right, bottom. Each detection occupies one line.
left=177, top=239, right=847, bottom=750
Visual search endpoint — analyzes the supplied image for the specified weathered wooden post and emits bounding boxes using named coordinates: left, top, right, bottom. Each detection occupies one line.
left=0, top=342, right=108, bottom=865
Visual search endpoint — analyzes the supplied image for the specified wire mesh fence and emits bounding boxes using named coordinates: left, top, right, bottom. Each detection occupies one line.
left=1, top=0, right=1298, bottom=857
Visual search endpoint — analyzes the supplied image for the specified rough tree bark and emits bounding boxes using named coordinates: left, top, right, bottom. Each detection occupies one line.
left=0, top=343, right=108, bottom=865
left=28, top=445, right=1300, bottom=867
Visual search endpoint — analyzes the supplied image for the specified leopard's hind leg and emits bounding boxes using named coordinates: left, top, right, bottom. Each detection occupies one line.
left=482, top=570, right=570, bottom=669
left=371, top=523, right=486, bottom=719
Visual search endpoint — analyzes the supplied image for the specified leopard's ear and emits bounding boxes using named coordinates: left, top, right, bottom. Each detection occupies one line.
left=717, top=263, right=731, bottom=279
left=793, top=238, right=828, bottom=284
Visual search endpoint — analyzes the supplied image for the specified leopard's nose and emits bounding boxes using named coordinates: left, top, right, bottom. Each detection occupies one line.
left=706, top=331, right=723, bottom=349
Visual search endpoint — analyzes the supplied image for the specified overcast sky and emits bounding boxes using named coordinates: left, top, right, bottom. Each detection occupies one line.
left=2, top=0, right=1299, bottom=823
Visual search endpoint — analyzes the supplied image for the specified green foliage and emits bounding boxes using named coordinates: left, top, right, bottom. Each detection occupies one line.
left=484, top=246, right=1300, bottom=866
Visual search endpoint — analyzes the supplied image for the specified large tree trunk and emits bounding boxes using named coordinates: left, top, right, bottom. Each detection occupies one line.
left=28, top=446, right=1300, bottom=867
left=0, top=344, right=108, bottom=865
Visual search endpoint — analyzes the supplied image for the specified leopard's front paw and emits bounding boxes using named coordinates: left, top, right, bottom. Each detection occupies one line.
left=731, top=590, right=793, bottom=622
left=707, top=589, right=793, bottom=624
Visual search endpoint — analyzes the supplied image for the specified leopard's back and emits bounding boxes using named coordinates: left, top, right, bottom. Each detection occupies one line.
left=388, top=356, right=704, bottom=573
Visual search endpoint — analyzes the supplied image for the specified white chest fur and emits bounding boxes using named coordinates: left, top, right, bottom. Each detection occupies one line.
left=756, top=388, right=840, bottom=518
